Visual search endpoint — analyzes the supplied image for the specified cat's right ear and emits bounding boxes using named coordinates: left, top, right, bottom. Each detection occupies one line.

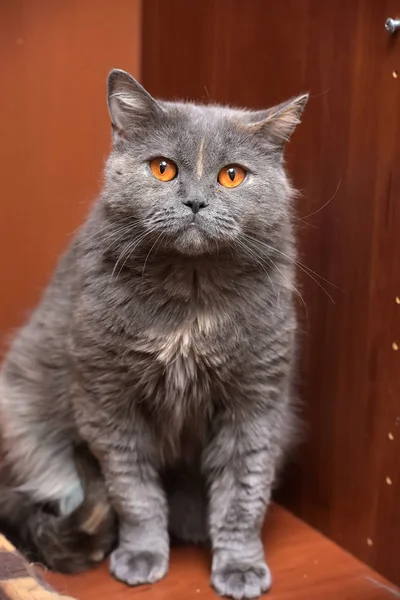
left=107, top=69, right=163, bottom=143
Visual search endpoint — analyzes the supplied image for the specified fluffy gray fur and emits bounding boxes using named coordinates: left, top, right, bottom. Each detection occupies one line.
left=0, top=70, right=307, bottom=599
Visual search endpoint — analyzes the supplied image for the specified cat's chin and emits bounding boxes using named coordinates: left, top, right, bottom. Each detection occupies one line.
left=173, top=226, right=210, bottom=256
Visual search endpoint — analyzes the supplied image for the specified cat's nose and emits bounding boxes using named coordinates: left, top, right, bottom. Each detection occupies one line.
left=182, top=198, right=209, bottom=214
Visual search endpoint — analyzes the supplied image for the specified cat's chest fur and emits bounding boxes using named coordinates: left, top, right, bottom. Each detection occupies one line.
left=115, top=264, right=240, bottom=456
left=130, top=305, right=229, bottom=399
left=127, top=306, right=230, bottom=464
left=140, top=308, right=223, bottom=363
left=123, top=261, right=238, bottom=394
left=81, top=258, right=249, bottom=462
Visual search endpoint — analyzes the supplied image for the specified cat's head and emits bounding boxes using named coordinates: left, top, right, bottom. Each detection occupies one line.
left=103, top=69, right=307, bottom=256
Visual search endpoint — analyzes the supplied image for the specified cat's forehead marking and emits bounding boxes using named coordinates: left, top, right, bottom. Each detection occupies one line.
left=196, top=139, right=205, bottom=179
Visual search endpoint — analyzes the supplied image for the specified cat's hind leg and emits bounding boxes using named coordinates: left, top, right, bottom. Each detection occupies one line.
left=0, top=375, right=117, bottom=572
left=0, top=445, right=117, bottom=573
left=0, top=411, right=84, bottom=513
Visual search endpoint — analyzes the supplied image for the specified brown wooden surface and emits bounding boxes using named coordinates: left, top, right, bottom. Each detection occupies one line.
left=45, top=505, right=400, bottom=600
left=142, top=0, right=400, bottom=585
left=0, top=0, right=141, bottom=353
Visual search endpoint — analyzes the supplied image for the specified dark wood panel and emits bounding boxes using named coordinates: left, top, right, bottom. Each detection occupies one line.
left=142, top=0, right=400, bottom=585
left=0, top=0, right=141, bottom=351
left=45, top=505, right=400, bottom=600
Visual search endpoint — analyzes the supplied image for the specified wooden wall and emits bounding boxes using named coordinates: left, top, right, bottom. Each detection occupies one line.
left=141, top=0, right=400, bottom=585
left=0, top=0, right=141, bottom=351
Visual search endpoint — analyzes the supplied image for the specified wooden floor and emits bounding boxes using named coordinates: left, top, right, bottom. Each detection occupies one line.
left=44, top=506, right=400, bottom=600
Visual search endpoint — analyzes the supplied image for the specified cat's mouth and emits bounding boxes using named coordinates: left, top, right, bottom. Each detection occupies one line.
left=184, top=211, right=198, bottom=223
left=182, top=212, right=202, bottom=229
left=173, top=215, right=209, bottom=254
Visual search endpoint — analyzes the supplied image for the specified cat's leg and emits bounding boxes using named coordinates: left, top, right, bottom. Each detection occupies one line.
left=77, top=409, right=169, bottom=586
left=203, top=403, right=290, bottom=600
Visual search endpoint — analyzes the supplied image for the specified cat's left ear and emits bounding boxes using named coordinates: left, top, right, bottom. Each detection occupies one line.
left=247, top=94, right=309, bottom=147
left=107, top=69, right=163, bottom=142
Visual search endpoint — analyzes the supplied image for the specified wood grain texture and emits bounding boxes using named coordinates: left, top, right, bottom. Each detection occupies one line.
left=141, top=0, right=400, bottom=585
left=45, top=506, right=400, bottom=600
left=0, top=0, right=141, bottom=351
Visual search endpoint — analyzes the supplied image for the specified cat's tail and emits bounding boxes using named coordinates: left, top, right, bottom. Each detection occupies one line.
left=0, top=447, right=117, bottom=573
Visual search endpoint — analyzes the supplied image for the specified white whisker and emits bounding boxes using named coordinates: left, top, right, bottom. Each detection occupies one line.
left=242, top=233, right=338, bottom=303
left=234, top=238, right=280, bottom=310
left=75, top=216, right=136, bottom=248
left=114, top=232, right=150, bottom=279
left=238, top=236, right=309, bottom=323
left=141, top=231, right=166, bottom=282
left=300, top=178, right=341, bottom=221
left=107, top=229, right=155, bottom=288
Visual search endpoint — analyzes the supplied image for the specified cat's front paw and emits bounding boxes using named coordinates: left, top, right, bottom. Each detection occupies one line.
left=110, top=547, right=168, bottom=586
left=211, top=561, right=271, bottom=599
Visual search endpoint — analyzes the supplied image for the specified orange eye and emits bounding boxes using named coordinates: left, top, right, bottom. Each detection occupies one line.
left=218, top=164, right=246, bottom=188
left=150, top=158, right=177, bottom=182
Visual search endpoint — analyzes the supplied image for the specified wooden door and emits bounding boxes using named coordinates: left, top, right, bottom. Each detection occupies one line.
left=142, top=0, right=400, bottom=584
left=0, top=0, right=141, bottom=352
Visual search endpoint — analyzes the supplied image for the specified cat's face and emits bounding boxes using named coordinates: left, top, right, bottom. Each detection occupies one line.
left=104, top=70, right=307, bottom=256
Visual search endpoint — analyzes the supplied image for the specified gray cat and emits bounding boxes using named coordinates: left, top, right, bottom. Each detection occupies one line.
left=0, top=70, right=307, bottom=599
